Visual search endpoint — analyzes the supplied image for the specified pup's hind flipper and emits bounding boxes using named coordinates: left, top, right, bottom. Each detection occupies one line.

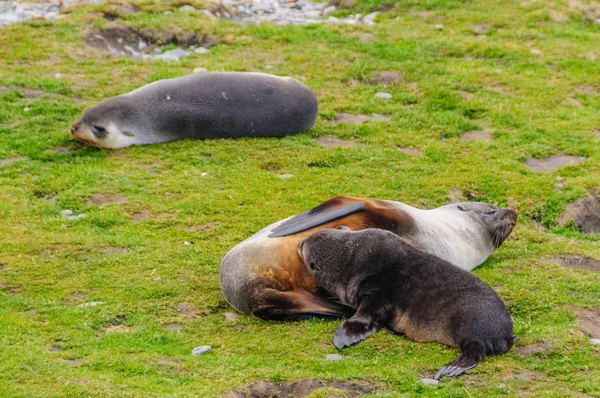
left=434, top=341, right=486, bottom=380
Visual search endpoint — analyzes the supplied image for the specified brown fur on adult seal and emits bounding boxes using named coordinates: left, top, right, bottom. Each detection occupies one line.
left=298, top=228, right=515, bottom=379
left=70, top=72, right=318, bottom=148
left=219, top=196, right=517, bottom=321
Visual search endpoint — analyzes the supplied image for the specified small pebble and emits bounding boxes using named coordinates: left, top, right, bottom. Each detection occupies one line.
left=163, top=10, right=173, bottom=15
left=194, top=47, right=209, bottom=54
left=322, top=5, right=336, bottom=17
left=224, top=312, right=240, bottom=322
left=201, top=172, right=209, bottom=177
left=192, top=345, right=212, bottom=355
left=184, top=241, right=192, bottom=246
left=153, top=276, right=162, bottom=281
left=263, top=65, right=274, bottom=70
left=55, top=73, right=61, bottom=78
left=375, top=92, right=392, bottom=100
left=421, top=378, right=439, bottom=385
left=154, top=47, right=162, bottom=54
left=278, top=174, right=294, bottom=179
left=24, top=107, right=30, bottom=112
left=434, top=24, right=444, bottom=30
left=61, top=210, right=74, bottom=216
left=591, top=338, right=600, bottom=345
left=531, top=49, right=541, bottom=55
left=194, top=67, right=209, bottom=74
left=326, top=353, right=343, bottom=361
left=364, top=11, right=379, bottom=21
left=179, top=5, right=195, bottom=12
left=138, top=41, right=147, bottom=51
left=78, top=301, right=105, bottom=307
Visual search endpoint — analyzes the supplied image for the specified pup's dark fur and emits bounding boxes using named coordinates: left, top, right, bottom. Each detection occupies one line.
left=298, top=228, right=514, bottom=379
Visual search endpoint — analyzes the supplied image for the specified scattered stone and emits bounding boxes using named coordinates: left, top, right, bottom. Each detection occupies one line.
left=525, top=156, right=586, bottom=173
left=179, top=5, right=195, bottom=12
left=49, top=345, right=64, bottom=352
left=194, top=47, right=209, bottom=54
left=163, top=10, right=173, bottom=15
left=364, top=11, right=380, bottom=21
left=421, top=378, right=439, bottom=385
left=591, top=339, right=600, bottom=345
left=322, top=5, right=336, bottom=17
left=515, top=341, right=553, bottom=356
left=470, top=24, right=489, bottom=35
left=531, top=49, right=542, bottom=55
left=77, top=301, right=105, bottom=308
left=501, top=371, right=543, bottom=381
left=194, top=67, right=209, bottom=74
left=553, top=256, right=600, bottom=273
left=434, top=24, right=444, bottom=30
left=61, top=209, right=85, bottom=220
left=153, top=276, right=162, bottom=281
left=157, top=48, right=190, bottom=61
left=557, top=191, right=600, bottom=233
left=333, top=113, right=391, bottom=124
left=460, top=130, right=494, bottom=141
left=225, top=312, right=240, bottom=322
left=375, top=92, right=392, bottom=100
left=192, top=345, right=212, bottom=355
left=367, top=71, right=404, bottom=86
left=200, top=172, right=209, bottom=177
left=183, top=241, right=192, bottom=246
left=263, top=65, right=274, bottom=70
left=85, top=193, right=127, bottom=206
left=316, top=136, right=360, bottom=148
left=397, top=146, right=423, bottom=156
left=574, top=308, right=600, bottom=338
left=0, top=156, right=28, bottom=167
left=326, top=353, right=343, bottom=361
left=278, top=174, right=294, bottom=179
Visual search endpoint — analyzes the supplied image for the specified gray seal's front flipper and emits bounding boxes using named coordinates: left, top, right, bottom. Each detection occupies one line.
left=333, top=291, right=393, bottom=349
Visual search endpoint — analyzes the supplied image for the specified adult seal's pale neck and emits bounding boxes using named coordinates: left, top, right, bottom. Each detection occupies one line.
left=70, top=72, right=319, bottom=148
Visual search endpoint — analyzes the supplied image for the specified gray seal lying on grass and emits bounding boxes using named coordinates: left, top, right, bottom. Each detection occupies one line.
left=219, top=196, right=517, bottom=321
left=298, top=227, right=515, bottom=379
left=70, top=72, right=318, bottom=148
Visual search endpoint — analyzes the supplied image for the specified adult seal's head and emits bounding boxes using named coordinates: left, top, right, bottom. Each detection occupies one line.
left=70, top=72, right=319, bottom=148
left=298, top=228, right=515, bottom=380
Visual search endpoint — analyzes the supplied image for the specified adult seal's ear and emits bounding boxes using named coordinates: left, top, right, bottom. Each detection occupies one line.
left=220, top=196, right=518, bottom=321
left=70, top=72, right=319, bottom=148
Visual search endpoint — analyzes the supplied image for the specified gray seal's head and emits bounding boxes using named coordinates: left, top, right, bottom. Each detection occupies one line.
left=447, top=202, right=518, bottom=248
left=70, top=96, right=149, bottom=149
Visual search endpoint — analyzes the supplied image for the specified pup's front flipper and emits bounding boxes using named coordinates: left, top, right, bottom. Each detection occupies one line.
left=333, top=292, right=392, bottom=349
left=434, top=341, right=486, bottom=380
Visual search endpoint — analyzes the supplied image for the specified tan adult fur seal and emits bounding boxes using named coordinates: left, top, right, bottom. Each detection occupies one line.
left=220, top=196, right=517, bottom=320
left=70, top=72, right=318, bottom=148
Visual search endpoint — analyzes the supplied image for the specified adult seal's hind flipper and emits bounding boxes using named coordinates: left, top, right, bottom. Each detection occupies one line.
left=253, top=289, right=355, bottom=321
left=269, top=197, right=366, bottom=237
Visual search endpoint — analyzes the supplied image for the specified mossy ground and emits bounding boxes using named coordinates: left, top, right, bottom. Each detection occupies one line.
left=1, top=0, right=599, bottom=396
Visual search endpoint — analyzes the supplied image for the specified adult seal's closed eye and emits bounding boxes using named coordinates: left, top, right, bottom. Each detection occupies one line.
left=298, top=228, right=515, bottom=379
left=219, top=196, right=517, bottom=321
left=70, top=72, right=319, bottom=148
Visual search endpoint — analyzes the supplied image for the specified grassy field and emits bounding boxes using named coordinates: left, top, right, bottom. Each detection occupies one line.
left=1, top=0, right=600, bottom=396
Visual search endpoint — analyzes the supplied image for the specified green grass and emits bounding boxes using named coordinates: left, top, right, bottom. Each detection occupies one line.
left=1, top=0, right=600, bottom=396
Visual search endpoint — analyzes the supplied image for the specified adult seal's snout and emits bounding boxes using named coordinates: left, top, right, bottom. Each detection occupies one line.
left=70, top=72, right=319, bottom=148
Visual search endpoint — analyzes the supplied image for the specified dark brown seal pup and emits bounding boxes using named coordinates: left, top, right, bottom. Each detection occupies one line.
left=298, top=227, right=515, bottom=379
left=220, top=196, right=517, bottom=321
left=70, top=72, right=318, bottom=148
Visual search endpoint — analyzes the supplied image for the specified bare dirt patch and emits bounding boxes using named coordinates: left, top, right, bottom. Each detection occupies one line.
left=316, top=136, right=361, bottom=148
left=574, top=308, right=600, bottom=338
left=177, top=303, right=197, bottom=318
left=131, top=210, right=150, bottom=222
left=397, top=146, right=423, bottom=155
left=458, top=90, right=474, bottom=101
left=501, top=370, right=543, bottom=381
left=460, top=130, right=494, bottom=141
left=70, top=292, right=86, bottom=300
left=185, top=222, right=218, bottom=233
left=66, top=359, right=83, bottom=367
left=525, top=155, right=586, bottom=173
left=557, top=191, right=600, bottom=233
left=0, top=86, right=84, bottom=104
left=49, top=345, right=64, bottom=352
left=50, top=146, right=74, bottom=154
left=515, top=341, right=554, bottom=356
left=366, top=71, right=404, bottom=86
left=85, top=25, right=219, bottom=58
left=226, top=379, right=376, bottom=398
left=85, top=193, right=127, bottom=206
left=0, top=156, right=29, bottom=167
left=101, top=246, right=130, bottom=254
left=106, top=325, right=135, bottom=333
left=333, top=113, right=391, bottom=125
left=164, top=323, right=182, bottom=332
left=553, top=256, right=600, bottom=273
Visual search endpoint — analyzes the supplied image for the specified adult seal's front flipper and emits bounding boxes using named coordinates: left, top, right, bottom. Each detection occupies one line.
left=252, top=289, right=355, bottom=321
